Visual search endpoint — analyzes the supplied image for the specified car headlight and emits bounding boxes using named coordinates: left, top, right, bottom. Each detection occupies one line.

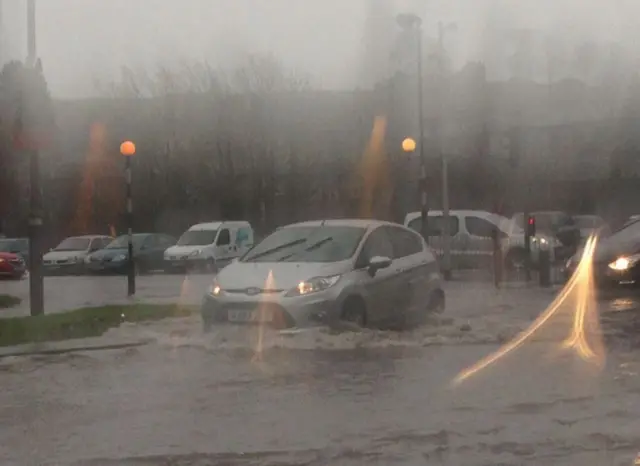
left=113, top=254, right=127, bottom=262
left=285, top=275, right=341, bottom=297
left=208, top=278, right=223, bottom=296
left=608, top=254, right=640, bottom=271
left=190, top=249, right=202, bottom=257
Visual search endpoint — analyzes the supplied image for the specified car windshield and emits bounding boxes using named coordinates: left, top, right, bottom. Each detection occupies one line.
left=105, top=235, right=147, bottom=249
left=604, top=218, right=640, bottom=246
left=242, top=226, right=366, bottom=263
left=177, top=230, right=217, bottom=246
left=54, top=237, right=91, bottom=251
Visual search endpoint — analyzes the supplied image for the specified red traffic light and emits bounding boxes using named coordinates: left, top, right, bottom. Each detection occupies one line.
left=526, top=215, right=536, bottom=237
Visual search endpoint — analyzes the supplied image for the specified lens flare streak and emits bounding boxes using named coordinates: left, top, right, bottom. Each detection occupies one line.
left=452, top=236, right=604, bottom=386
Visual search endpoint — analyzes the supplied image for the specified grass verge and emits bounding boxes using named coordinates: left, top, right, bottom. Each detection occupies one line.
left=0, top=303, right=195, bottom=348
left=0, top=294, right=21, bottom=309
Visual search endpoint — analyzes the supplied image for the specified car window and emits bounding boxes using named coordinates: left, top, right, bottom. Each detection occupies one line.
left=465, top=216, right=498, bottom=238
left=386, top=226, right=423, bottom=258
left=236, top=227, right=251, bottom=247
left=408, top=215, right=459, bottom=236
left=558, top=214, right=575, bottom=227
left=177, top=230, right=217, bottom=246
left=217, top=229, right=231, bottom=245
left=356, top=227, right=394, bottom=268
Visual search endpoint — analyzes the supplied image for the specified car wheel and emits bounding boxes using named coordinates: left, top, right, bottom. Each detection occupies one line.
left=134, top=262, right=147, bottom=276
left=202, top=317, right=213, bottom=333
left=427, top=290, right=445, bottom=314
left=341, top=297, right=367, bottom=327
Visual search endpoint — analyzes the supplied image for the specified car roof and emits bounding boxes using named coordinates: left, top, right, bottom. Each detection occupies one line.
left=189, top=222, right=222, bottom=230
left=65, top=235, right=111, bottom=239
left=189, top=221, right=251, bottom=230
left=283, top=218, right=400, bottom=229
left=404, top=210, right=507, bottom=222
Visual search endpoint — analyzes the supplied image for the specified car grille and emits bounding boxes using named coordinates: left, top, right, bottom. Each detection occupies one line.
left=9, top=258, right=23, bottom=266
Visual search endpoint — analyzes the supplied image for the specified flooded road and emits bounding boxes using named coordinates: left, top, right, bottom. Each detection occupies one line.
left=2, top=277, right=640, bottom=465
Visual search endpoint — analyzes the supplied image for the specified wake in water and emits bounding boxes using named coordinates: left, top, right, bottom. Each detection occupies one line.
left=99, top=311, right=527, bottom=355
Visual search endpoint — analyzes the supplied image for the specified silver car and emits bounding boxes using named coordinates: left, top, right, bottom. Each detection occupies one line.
left=201, top=219, right=445, bottom=331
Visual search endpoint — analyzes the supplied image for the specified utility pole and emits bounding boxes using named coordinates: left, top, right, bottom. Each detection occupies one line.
left=26, top=0, right=44, bottom=316
left=438, top=22, right=452, bottom=280
left=415, top=19, right=428, bottom=245
left=0, top=0, right=4, bottom=65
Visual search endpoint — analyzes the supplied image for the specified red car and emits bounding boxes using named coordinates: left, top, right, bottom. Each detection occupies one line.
left=0, top=252, right=26, bottom=279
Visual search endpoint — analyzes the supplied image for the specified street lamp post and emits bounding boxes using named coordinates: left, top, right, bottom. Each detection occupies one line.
left=437, top=21, right=457, bottom=281
left=397, top=13, right=428, bottom=244
left=120, top=140, right=136, bottom=296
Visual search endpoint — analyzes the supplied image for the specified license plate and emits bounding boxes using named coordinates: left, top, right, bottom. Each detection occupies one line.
left=228, top=309, right=273, bottom=323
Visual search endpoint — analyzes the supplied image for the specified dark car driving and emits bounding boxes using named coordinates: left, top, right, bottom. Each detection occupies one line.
left=85, top=233, right=176, bottom=274
left=565, top=218, right=640, bottom=288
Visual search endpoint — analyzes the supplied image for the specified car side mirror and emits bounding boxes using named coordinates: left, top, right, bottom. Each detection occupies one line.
left=368, top=255, right=392, bottom=276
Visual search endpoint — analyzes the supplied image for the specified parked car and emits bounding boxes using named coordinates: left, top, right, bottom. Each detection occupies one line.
left=572, top=215, right=610, bottom=241
left=565, top=216, right=640, bottom=288
left=85, top=233, right=176, bottom=274
left=201, top=219, right=445, bottom=331
left=404, top=210, right=562, bottom=271
left=0, top=251, right=26, bottom=279
left=164, top=221, right=254, bottom=273
left=0, top=237, right=29, bottom=264
left=43, top=235, right=113, bottom=275
left=511, top=211, right=581, bottom=259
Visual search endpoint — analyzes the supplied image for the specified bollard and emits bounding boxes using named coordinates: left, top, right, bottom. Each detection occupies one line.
left=539, top=248, right=551, bottom=287
left=491, top=228, right=502, bottom=288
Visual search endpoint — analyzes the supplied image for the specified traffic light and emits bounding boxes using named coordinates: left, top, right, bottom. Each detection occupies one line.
left=526, top=215, right=536, bottom=237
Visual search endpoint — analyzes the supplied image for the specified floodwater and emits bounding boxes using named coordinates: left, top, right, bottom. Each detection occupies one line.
left=1, top=278, right=640, bottom=465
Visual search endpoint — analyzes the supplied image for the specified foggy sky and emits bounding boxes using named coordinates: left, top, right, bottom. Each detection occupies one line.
left=1, top=0, right=639, bottom=98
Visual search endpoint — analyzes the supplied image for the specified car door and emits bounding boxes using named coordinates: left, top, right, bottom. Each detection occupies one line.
left=214, top=228, right=232, bottom=265
left=430, top=215, right=464, bottom=269
left=464, top=215, right=498, bottom=269
left=386, top=225, right=429, bottom=325
left=354, top=226, right=397, bottom=327
left=235, top=227, right=252, bottom=256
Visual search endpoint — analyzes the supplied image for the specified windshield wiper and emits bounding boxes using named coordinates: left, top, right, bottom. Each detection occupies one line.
left=304, top=236, right=333, bottom=251
left=244, top=238, right=307, bottom=262
left=277, top=237, right=333, bottom=262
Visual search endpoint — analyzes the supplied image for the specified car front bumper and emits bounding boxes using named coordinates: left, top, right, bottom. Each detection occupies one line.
left=201, top=290, right=341, bottom=330
left=0, top=262, right=26, bottom=278
left=85, top=260, right=128, bottom=274
left=43, top=261, right=85, bottom=275
left=593, top=265, right=640, bottom=288
left=164, top=257, right=214, bottom=270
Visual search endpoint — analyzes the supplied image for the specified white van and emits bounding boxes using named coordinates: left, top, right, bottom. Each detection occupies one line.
left=164, top=221, right=254, bottom=272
